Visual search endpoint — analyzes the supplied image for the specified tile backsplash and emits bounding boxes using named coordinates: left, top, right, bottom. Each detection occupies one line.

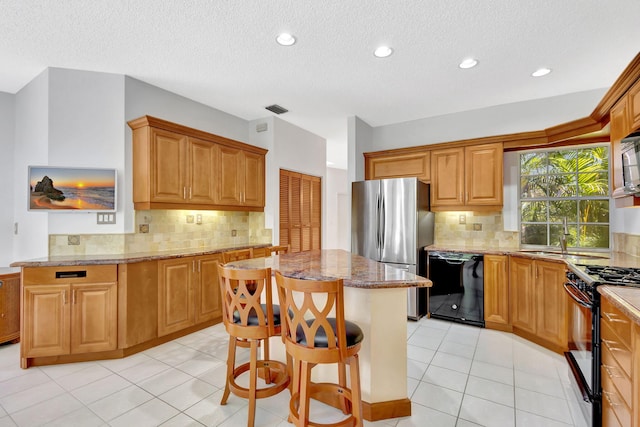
left=49, top=210, right=272, bottom=256
left=612, top=232, right=640, bottom=257
left=434, top=211, right=519, bottom=249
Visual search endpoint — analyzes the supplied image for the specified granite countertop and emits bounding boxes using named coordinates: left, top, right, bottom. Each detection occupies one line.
left=598, top=285, right=640, bottom=327
left=225, top=249, right=431, bottom=290
left=425, top=244, right=640, bottom=269
left=10, top=243, right=270, bottom=268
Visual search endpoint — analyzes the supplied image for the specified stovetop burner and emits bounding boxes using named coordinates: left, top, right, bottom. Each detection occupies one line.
left=581, top=265, right=640, bottom=287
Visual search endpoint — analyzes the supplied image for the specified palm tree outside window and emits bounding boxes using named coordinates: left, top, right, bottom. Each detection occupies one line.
left=519, top=145, right=609, bottom=250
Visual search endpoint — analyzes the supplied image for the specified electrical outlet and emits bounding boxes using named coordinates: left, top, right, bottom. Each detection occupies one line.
left=459, top=215, right=466, bottom=224
left=196, top=214, right=202, bottom=224
left=186, top=215, right=194, bottom=223
left=68, top=235, right=80, bottom=245
left=97, top=212, right=116, bottom=224
left=473, top=223, right=482, bottom=231
left=231, top=229, right=237, bottom=237
left=139, top=224, right=149, bottom=233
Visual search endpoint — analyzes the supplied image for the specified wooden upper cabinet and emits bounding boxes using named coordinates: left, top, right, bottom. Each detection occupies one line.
left=129, top=115, right=267, bottom=211
left=430, top=147, right=464, bottom=206
left=364, top=151, right=430, bottom=182
left=465, top=143, right=503, bottom=206
left=629, top=78, right=640, bottom=131
left=431, top=142, right=503, bottom=210
left=216, top=146, right=265, bottom=207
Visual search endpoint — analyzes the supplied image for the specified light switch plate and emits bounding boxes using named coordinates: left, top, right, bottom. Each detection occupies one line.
left=97, top=213, right=116, bottom=224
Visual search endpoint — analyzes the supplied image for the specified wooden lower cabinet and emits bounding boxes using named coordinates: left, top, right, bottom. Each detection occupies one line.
left=0, top=272, right=20, bottom=344
left=509, top=256, right=568, bottom=353
left=600, top=295, right=638, bottom=427
left=483, top=255, right=511, bottom=331
left=158, top=254, right=223, bottom=336
left=21, top=265, right=118, bottom=366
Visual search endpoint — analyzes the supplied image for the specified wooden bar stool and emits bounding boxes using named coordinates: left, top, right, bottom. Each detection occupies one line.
left=218, top=265, right=290, bottom=427
left=222, top=248, right=254, bottom=264
left=274, top=271, right=364, bottom=427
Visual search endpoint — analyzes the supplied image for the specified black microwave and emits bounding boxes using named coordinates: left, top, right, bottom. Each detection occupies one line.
left=622, top=132, right=640, bottom=194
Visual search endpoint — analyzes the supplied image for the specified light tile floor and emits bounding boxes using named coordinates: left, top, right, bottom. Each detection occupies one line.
left=0, top=317, right=590, bottom=427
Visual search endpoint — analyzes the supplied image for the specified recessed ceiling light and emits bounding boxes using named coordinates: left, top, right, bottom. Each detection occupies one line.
left=532, top=68, right=552, bottom=77
left=459, top=58, right=478, bottom=69
left=276, top=33, right=296, bottom=46
left=374, top=46, right=393, bottom=58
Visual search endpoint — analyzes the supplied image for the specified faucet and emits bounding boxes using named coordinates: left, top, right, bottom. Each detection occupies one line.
left=559, top=217, right=569, bottom=254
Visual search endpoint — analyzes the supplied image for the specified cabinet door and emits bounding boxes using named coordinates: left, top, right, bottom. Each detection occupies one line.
left=188, top=137, right=217, bottom=205
left=151, top=128, right=188, bottom=203
left=509, top=257, right=536, bottom=334
left=22, top=285, right=70, bottom=357
left=536, top=260, right=568, bottom=350
left=158, top=258, right=195, bottom=336
left=484, top=255, right=510, bottom=329
left=465, top=143, right=503, bottom=206
left=629, top=79, right=640, bottom=131
left=217, top=145, right=244, bottom=205
left=365, top=152, right=431, bottom=181
left=71, top=282, right=117, bottom=354
left=195, top=254, right=223, bottom=323
left=242, top=150, right=265, bottom=207
left=431, top=147, right=464, bottom=207
left=0, top=273, right=20, bottom=343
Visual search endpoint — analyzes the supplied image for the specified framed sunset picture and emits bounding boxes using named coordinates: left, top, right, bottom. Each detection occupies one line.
left=28, top=166, right=117, bottom=212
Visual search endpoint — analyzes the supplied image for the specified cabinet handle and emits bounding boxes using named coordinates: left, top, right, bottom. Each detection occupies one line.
left=183, top=187, right=187, bottom=199
left=62, top=290, right=67, bottom=304
left=198, top=260, right=201, bottom=273
left=192, top=261, right=196, bottom=273
left=72, top=289, right=76, bottom=304
left=602, top=311, right=629, bottom=324
left=466, top=192, right=469, bottom=202
left=189, top=187, right=192, bottom=199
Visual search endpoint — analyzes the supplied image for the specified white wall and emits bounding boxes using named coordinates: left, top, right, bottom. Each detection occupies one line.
left=0, top=92, right=16, bottom=266
left=370, top=89, right=608, bottom=151
left=46, top=68, right=126, bottom=235
left=13, top=70, right=50, bottom=262
left=325, top=167, right=349, bottom=250
left=250, top=117, right=327, bottom=246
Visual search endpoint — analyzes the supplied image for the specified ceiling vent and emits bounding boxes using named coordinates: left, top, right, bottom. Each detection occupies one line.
left=265, top=104, right=288, bottom=115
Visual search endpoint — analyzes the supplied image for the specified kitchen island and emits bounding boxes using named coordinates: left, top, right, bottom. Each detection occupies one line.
left=224, top=249, right=432, bottom=421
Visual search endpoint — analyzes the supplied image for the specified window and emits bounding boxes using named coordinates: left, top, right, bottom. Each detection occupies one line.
left=519, top=145, right=609, bottom=250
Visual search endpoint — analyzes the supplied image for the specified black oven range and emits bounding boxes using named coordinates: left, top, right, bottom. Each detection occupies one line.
left=564, top=264, right=640, bottom=427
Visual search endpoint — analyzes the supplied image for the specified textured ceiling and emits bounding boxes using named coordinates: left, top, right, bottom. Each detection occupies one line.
left=2, top=0, right=640, bottom=169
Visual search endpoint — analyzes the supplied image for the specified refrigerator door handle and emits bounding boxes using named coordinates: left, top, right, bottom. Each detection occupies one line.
left=376, top=194, right=381, bottom=251
left=380, top=194, right=386, bottom=250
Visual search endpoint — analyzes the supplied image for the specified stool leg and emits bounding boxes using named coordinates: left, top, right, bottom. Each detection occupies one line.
left=338, top=361, right=349, bottom=414
left=349, top=354, right=363, bottom=427
left=297, top=360, right=312, bottom=427
left=248, top=339, right=259, bottom=427
left=220, top=335, right=236, bottom=405
left=262, top=336, right=272, bottom=384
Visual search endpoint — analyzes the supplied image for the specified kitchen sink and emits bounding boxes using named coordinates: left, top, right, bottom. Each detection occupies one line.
left=517, top=250, right=609, bottom=260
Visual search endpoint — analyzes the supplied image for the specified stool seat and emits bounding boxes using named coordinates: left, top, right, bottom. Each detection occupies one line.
left=233, top=304, right=281, bottom=327
left=296, top=318, right=363, bottom=348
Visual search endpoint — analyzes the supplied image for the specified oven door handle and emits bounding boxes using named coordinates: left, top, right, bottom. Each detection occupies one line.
left=563, top=282, right=592, bottom=309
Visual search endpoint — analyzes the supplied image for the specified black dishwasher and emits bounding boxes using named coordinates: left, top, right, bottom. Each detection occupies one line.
left=426, top=251, right=484, bottom=327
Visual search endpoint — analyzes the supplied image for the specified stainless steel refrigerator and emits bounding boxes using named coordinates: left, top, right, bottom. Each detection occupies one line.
left=351, top=177, right=434, bottom=320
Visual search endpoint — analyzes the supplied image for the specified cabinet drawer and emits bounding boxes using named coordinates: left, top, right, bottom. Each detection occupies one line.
left=601, top=368, right=632, bottom=427
left=601, top=298, right=631, bottom=348
left=601, top=343, right=632, bottom=409
left=23, top=265, right=117, bottom=285
left=601, top=319, right=632, bottom=378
